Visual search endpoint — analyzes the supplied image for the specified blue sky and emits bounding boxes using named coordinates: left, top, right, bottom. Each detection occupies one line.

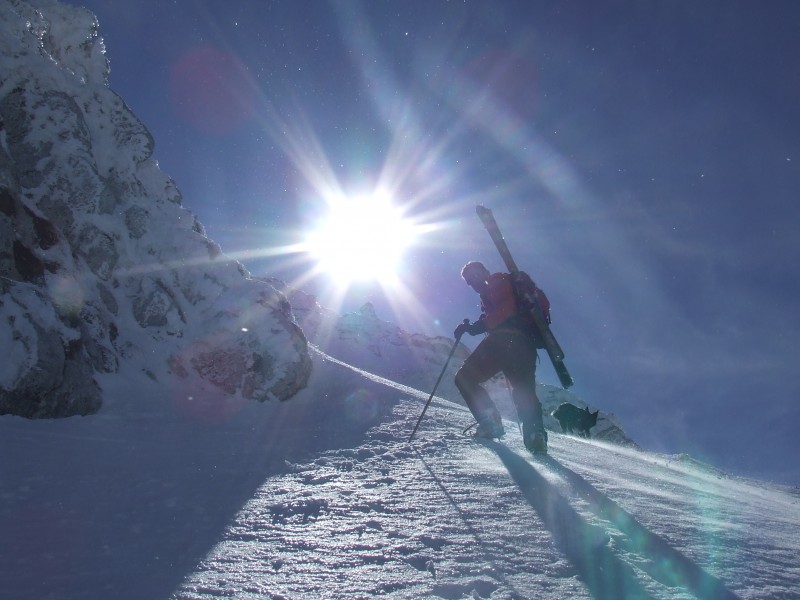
left=70, top=0, right=800, bottom=485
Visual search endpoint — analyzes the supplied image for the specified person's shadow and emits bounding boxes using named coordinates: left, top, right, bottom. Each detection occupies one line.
left=485, top=442, right=741, bottom=600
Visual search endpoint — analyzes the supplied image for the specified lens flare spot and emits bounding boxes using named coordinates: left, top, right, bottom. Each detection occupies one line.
left=168, top=44, right=255, bottom=135
left=344, top=388, right=379, bottom=424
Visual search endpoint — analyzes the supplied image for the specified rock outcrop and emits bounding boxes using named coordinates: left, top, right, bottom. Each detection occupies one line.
left=0, top=0, right=311, bottom=417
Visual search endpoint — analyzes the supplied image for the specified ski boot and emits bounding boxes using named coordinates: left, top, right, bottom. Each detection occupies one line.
left=474, top=415, right=505, bottom=439
left=525, top=428, right=548, bottom=454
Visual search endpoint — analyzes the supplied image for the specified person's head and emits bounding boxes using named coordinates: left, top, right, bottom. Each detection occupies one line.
left=461, top=261, right=490, bottom=291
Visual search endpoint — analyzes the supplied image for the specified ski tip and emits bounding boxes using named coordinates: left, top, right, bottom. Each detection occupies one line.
left=475, top=204, right=490, bottom=216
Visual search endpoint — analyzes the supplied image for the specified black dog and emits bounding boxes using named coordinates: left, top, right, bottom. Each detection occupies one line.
left=551, top=403, right=599, bottom=438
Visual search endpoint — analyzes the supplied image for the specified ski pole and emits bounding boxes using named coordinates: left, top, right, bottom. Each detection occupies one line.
left=408, top=320, right=468, bottom=443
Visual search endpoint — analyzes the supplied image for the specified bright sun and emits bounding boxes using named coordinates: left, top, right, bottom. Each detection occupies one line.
left=305, top=194, right=416, bottom=286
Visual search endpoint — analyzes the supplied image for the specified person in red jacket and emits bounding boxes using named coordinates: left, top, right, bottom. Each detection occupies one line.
left=454, top=261, right=547, bottom=453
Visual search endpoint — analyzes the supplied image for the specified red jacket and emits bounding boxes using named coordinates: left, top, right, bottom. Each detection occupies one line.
left=480, top=272, right=519, bottom=330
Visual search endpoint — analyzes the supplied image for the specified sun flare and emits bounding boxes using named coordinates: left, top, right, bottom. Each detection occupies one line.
left=305, top=194, right=416, bottom=286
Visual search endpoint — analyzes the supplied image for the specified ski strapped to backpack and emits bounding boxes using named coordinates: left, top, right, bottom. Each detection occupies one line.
left=475, top=205, right=574, bottom=389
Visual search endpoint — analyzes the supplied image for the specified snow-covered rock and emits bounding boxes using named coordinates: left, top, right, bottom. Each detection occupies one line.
left=0, top=0, right=311, bottom=417
left=272, top=281, right=470, bottom=402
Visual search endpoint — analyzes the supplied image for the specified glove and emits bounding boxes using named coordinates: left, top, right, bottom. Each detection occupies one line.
left=454, top=320, right=470, bottom=339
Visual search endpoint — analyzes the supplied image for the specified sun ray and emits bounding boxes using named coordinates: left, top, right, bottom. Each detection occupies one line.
left=199, top=7, right=484, bottom=331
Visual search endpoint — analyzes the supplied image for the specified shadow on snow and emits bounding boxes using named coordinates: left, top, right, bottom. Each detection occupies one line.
left=0, top=354, right=403, bottom=600
left=487, top=442, right=741, bottom=600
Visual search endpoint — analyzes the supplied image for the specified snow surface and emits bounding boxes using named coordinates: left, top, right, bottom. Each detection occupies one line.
left=1, top=340, right=798, bottom=599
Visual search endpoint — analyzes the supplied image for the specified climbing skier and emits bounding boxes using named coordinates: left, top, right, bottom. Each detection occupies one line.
left=453, top=261, right=548, bottom=453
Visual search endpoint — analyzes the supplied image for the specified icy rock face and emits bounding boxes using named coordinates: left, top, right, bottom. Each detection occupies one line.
left=0, top=0, right=311, bottom=417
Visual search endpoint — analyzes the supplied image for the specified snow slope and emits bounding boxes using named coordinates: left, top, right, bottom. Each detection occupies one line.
left=1, top=344, right=798, bottom=600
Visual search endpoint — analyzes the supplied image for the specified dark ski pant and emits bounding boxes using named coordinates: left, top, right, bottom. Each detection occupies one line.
left=454, top=329, right=543, bottom=433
